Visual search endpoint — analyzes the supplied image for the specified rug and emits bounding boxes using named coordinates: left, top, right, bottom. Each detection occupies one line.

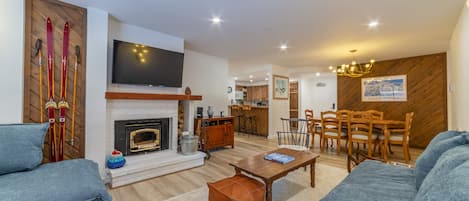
left=165, top=163, right=348, bottom=201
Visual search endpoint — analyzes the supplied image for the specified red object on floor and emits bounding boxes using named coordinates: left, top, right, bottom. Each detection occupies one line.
left=207, top=174, right=265, bottom=201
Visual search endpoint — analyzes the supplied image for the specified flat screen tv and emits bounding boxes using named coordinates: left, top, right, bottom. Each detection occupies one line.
left=112, top=40, right=184, bottom=87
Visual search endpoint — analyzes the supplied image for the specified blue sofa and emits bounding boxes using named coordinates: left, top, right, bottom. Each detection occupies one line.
left=0, top=123, right=111, bottom=201
left=322, top=130, right=469, bottom=201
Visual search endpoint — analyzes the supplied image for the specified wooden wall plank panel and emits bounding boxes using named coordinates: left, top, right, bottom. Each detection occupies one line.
left=337, top=53, right=447, bottom=148
left=24, top=0, right=87, bottom=161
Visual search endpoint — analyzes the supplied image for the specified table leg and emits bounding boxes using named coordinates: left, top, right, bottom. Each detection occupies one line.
left=383, top=125, right=389, bottom=162
left=310, top=159, right=316, bottom=188
left=265, top=180, right=273, bottom=201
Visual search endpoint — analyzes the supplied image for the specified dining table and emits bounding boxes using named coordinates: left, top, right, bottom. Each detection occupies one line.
left=312, top=118, right=405, bottom=161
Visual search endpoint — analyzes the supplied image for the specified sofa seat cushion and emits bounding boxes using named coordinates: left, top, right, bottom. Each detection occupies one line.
left=0, top=159, right=111, bottom=201
left=414, top=131, right=469, bottom=189
left=321, top=160, right=416, bottom=201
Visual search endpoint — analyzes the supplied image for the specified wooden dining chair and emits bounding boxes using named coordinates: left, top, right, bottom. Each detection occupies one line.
left=366, top=110, right=384, bottom=153
left=305, top=109, right=321, bottom=148
left=367, top=110, right=384, bottom=120
left=382, top=112, right=415, bottom=163
left=321, top=111, right=347, bottom=155
left=347, top=111, right=376, bottom=157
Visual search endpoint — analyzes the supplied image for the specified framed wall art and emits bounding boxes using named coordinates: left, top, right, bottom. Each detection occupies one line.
left=361, top=75, right=407, bottom=102
left=273, top=75, right=289, bottom=99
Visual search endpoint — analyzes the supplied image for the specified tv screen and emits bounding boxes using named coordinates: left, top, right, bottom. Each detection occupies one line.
left=112, top=40, right=184, bottom=87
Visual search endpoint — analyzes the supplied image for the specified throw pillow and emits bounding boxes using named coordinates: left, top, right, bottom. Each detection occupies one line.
left=0, top=123, right=49, bottom=175
left=414, top=131, right=469, bottom=189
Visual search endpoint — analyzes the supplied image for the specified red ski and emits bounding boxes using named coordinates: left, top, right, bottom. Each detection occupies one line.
left=46, top=18, right=58, bottom=162
left=57, top=22, right=70, bottom=161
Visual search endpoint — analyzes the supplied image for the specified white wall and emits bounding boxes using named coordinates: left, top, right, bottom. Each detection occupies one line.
left=85, top=7, right=109, bottom=177
left=448, top=4, right=469, bottom=131
left=0, top=0, right=24, bottom=123
left=107, top=17, right=184, bottom=94
left=182, top=49, right=229, bottom=115
left=269, top=65, right=290, bottom=138
left=293, top=75, right=337, bottom=119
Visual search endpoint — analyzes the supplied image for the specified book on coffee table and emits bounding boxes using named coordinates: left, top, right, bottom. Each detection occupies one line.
left=264, top=153, right=295, bottom=164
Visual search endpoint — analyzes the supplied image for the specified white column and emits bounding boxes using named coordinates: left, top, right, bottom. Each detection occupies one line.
left=85, top=7, right=109, bottom=177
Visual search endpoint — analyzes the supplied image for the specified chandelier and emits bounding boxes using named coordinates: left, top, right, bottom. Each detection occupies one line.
left=329, top=49, right=375, bottom=78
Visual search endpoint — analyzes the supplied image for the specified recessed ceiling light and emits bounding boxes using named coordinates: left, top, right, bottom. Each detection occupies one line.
left=249, top=80, right=253, bottom=83
left=249, top=75, right=253, bottom=79
left=211, top=16, right=222, bottom=25
left=328, top=66, right=334, bottom=70
left=279, top=44, right=288, bottom=51
left=368, top=20, right=379, bottom=28
left=265, top=77, right=269, bottom=81
left=234, top=77, right=238, bottom=80
left=315, top=72, right=321, bottom=77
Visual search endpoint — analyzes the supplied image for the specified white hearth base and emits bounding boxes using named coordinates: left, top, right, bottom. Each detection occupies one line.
left=107, top=151, right=206, bottom=188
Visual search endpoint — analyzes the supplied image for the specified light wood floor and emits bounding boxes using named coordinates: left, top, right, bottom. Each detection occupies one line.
left=109, top=133, right=423, bottom=201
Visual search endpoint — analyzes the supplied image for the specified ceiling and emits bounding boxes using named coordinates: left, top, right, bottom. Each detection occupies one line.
left=63, top=0, right=465, bottom=69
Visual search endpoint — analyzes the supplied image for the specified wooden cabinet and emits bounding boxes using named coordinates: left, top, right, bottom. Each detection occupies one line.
left=260, top=85, right=268, bottom=100
left=194, top=116, right=234, bottom=158
left=246, top=87, right=254, bottom=101
left=238, top=85, right=268, bottom=101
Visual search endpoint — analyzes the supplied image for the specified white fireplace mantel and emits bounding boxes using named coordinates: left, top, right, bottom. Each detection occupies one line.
left=105, top=98, right=205, bottom=187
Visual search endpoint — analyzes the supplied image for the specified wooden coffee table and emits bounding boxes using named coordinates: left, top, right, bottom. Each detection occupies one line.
left=229, top=148, right=319, bottom=201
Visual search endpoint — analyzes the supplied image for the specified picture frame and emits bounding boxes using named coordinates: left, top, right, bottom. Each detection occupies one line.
left=273, top=75, right=289, bottom=99
left=361, top=75, right=407, bottom=102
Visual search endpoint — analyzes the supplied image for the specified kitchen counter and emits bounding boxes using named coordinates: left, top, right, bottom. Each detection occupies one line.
left=229, top=105, right=268, bottom=109
left=229, top=105, right=268, bottom=136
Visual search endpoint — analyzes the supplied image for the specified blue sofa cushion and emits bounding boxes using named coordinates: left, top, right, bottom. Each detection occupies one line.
left=416, top=144, right=469, bottom=200
left=415, top=159, right=469, bottom=201
left=0, top=159, right=112, bottom=201
left=414, top=131, right=469, bottom=189
left=427, top=130, right=463, bottom=147
left=0, top=123, right=49, bottom=175
left=321, top=160, right=417, bottom=201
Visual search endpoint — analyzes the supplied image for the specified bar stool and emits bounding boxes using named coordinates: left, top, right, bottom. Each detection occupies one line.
left=246, top=115, right=257, bottom=135
left=240, top=105, right=252, bottom=136
left=231, top=105, right=244, bottom=134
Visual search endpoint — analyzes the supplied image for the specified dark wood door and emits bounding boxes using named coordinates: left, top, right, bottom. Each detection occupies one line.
left=289, top=81, right=299, bottom=129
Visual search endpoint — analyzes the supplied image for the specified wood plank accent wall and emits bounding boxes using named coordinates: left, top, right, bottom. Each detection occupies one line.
left=23, top=0, right=87, bottom=161
left=338, top=53, right=447, bottom=148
